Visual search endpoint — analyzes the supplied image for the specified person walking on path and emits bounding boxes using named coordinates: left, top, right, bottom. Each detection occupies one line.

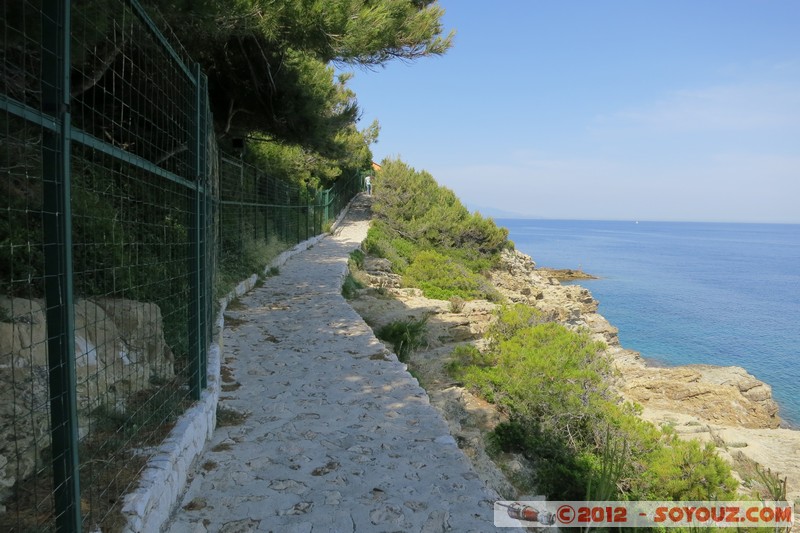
left=364, top=174, right=372, bottom=195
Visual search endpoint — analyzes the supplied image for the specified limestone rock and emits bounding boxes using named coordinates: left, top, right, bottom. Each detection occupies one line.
left=95, top=298, right=175, bottom=380
left=0, top=297, right=174, bottom=507
left=617, top=363, right=780, bottom=429
left=362, top=257, right=393, bottom=273
left=349, top=246, right=798, bottom=508
left=0, top=298, right=48, bottom=371
left=0, top=366, right=49, bottom=505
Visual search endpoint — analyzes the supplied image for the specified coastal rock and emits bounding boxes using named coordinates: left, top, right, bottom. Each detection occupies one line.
left=536, top=267, right=598, bottom=281
left=349, top=247, right=798, bottom=509
left=0, top=297, right=173, bottom=506
left=692, top=364, right=777, bottom=404
left=94, top=298, right=175, bottom=380
left=489, top=249, right=598, bottom=320
left=639, top=407, right=800, bottom=509
left=619, top=365, right=780, bottom=429
left=361, top=257, right=402, bottom=288
left=491, top=255, right=789, bottom=431
left=348, top=289, right=495, bottom=348
left=362, top=257, right=393, bottom=273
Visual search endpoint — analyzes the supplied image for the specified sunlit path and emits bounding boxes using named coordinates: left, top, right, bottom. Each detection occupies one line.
left=165, top=195, right=514, bottom=532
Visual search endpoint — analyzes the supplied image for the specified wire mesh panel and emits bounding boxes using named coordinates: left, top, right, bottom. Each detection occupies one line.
left=68, top=2, right=200, bottom=529
left=217, top=157, right=327, bottom=285
left=1, top=1, right=362, bottom=531
left=1, top=0, right=204, bottom=530
left=0, top=64, right=55, bottom=533
left=70, top=150, right=194, bottom=531
left=1, top=2, right=63, bottom=531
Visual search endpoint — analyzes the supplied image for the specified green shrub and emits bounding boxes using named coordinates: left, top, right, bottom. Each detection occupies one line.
left=487, top=420, right=596, bottom=501
left=348, top=248, right=365, bottom=270
left=376, top=316, right=428, bottom=362
left=586, top=427, right=628, bottom=502
left=371, top=158, right=509, bottom=260
left=449, top=303, right=739, bottom=502
left=456, top=321, right=610, bottom=430
left=447, top=343, right=494, bottom=371
left=403, top=250, right=500, bottom=301
left=486, top=304, right=550, bottom=345
left=448, top=295, right=465, bottom=313
left=633, top=435, right=738, bottom=501
left=341, top=273, right=364, bottom=299
left=363, top=222, right=411, bottom=272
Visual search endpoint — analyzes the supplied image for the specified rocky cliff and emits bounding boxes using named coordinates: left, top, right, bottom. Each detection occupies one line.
left=488, top=248, right=799, bottom=505
left=0, top=297, right=174, bottom=508
left=488, top=248, right=782, bottom=429
left=350, top=246, right=800, bottom=508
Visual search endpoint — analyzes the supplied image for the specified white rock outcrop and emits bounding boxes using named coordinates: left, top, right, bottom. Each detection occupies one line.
left=0, top=296, right=174, bottom=506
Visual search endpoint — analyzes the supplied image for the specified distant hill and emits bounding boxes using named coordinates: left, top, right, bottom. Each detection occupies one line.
left=464, top=204, right=535, bottom=219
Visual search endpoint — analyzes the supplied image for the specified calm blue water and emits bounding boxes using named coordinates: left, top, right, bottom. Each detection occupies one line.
left=498, top=219, right=800, bottom=427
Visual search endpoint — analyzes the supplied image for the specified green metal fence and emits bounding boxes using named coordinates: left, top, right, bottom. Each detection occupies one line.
left=0, top=2, right=363, bottom=531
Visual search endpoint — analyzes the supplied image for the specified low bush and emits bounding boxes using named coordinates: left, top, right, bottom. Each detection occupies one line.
left=371, top=158, right=509, bottom=259
left=376, top=316, right=428, bottom=362
left=447, top=343, right=494, bottom=371
left=448, top=295, right=465, bottom=313
left=348, top=248, right=365, bottom=270
left=448, top=304, right=739, bottom=502
left=363, top=221, right=414, bottom=273
left=341, top=272, right=364, bottom=299
left=403, top=250, right=500, bottom=301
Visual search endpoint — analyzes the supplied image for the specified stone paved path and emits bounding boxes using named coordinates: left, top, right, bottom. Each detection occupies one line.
left=165, top=196, right=515, bottom=532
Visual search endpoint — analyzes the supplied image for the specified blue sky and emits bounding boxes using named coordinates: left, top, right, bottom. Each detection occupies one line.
left=343, top=1, right=800, bottom=223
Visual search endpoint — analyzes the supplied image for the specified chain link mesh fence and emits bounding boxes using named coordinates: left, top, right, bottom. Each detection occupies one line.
left=0, top=1, right=364, bottom=531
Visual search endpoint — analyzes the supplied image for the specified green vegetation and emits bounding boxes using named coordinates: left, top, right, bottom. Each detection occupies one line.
left=403, top=250, right=500, bottom=301
left=3, top=0, right=455, bottom=356
left=376, top=317, right=428, bottom=362
left=448, top=296, right=466, bottom=313
left=349, top=248, right=365, bottom=270
left=216, top=236, right=290, bottom=299
left=366, top=158, right=510, bottom=301
left=447, top=304, right=739, bottom=502
left=755, top=464, right=788, bottom=501
left=146, top=0, right=451, bottom=188
left=341, top=273, right=364, bottom=300
left=342, top=248, right=367, bottom=299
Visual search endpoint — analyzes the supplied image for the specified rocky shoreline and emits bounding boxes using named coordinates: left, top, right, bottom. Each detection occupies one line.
left=349, top=246, right=800, bottom=511
left=492, top=248, right=799, bottom=504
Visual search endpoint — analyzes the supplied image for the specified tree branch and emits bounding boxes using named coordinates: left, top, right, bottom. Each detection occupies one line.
left=71, top=42, right=122, bottom=99
left=156, top=143, right=188, bottom=165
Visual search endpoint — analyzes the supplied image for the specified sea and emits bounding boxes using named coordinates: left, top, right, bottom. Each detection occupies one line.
left=497, top=219, right=800, bottom=428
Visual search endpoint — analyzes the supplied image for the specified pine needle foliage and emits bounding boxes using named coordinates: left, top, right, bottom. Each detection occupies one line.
left=448, top=304, right=739, bottom=502
left=366, top=158, right=510, bottom=301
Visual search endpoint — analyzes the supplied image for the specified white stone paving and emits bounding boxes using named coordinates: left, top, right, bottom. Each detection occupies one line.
left=164, top=196, right=514, bottom=533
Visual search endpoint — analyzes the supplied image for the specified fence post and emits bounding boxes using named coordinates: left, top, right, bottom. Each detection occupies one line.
left=188, top=63, right=206, bottom=400
left=323, top=189, right=330, bottom=226
left=239, top=158, right=244, bottom=254
left=252, top=169, right=258, bottom=242
left=198, top=68, right=209, bottom=390
left=296, top=193, right=301, bottom=244
left=41, top=1, right=82, bottom=531
left=315, top=192, right=321, bottom=234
